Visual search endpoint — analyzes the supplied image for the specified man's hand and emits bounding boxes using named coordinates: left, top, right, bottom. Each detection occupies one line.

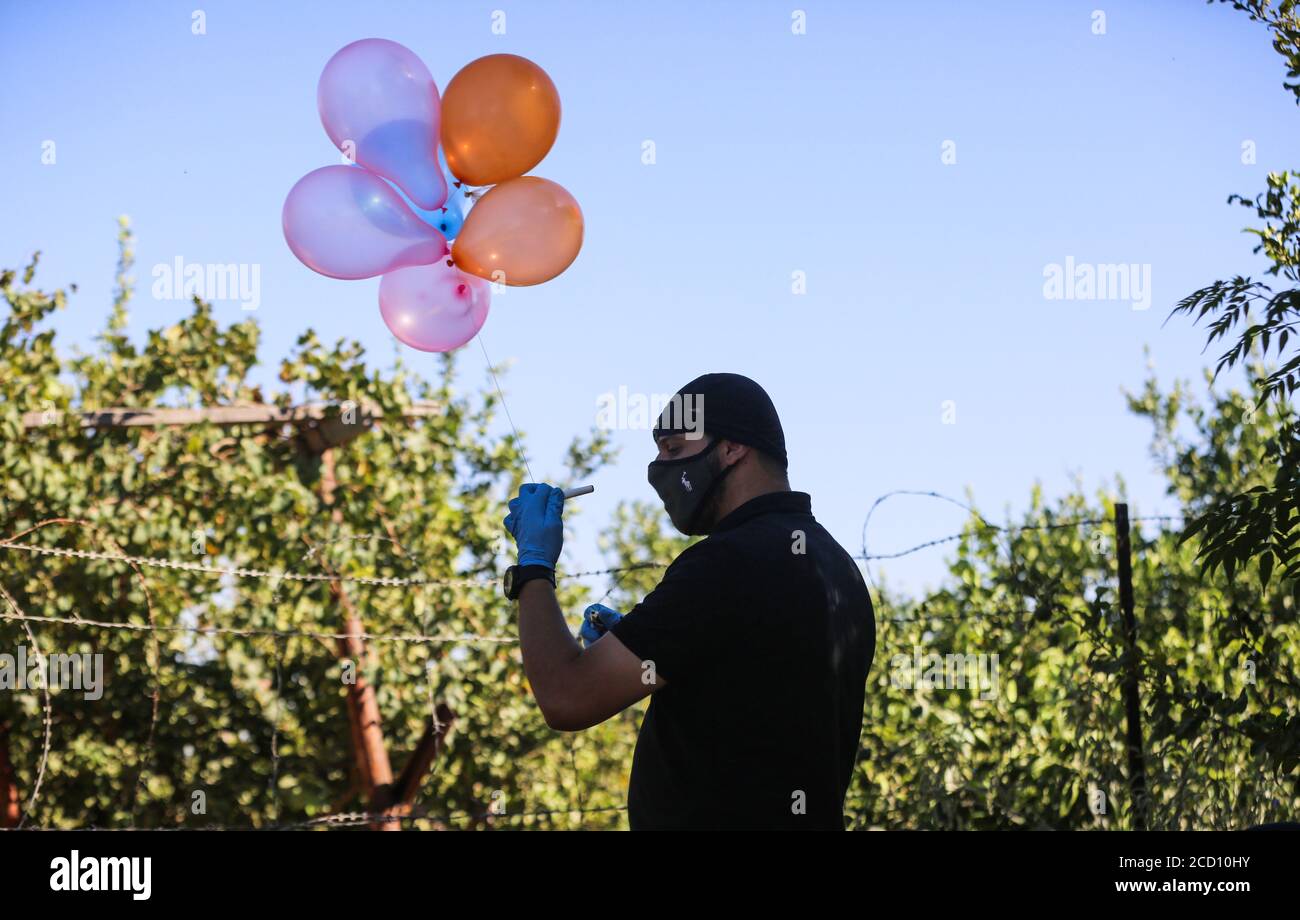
left=579, top=603, right=624, bottom=648
left=518, top=579, right=660, bottom=731
left=506, top=488, right=664, bottom=732
left=503, top=483, right=564, bottom=570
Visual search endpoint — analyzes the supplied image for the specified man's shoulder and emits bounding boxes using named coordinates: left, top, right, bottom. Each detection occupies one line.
left=696, top=512, right=843, bottom=559
left=666, top=534, right=741, bottom=572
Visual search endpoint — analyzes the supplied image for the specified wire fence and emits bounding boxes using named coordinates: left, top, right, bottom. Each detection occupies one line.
left=1, top=490, right=1276, bottom=832
left=0, top=504, right=1184, bottom=639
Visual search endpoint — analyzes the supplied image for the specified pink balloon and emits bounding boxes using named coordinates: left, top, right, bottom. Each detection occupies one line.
left=283, top=165, right=447, bottom=280
left=318, top=39, right=447, bottom=210
left=379, top=260, right=491, bottom=352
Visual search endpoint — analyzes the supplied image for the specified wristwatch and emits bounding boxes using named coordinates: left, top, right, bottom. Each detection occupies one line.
left=503, top=564, right=556, bottom=600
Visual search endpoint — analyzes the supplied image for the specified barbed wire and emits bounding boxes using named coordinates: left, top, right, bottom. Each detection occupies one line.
left=0, top=609, right=518, bottom=644
left=0, top=502, right=1192, bottom=643
left=858, top=489, right=1182, bottom=628
left=3, top=803, right=630, bottom=831
left=0, top=491, right=1197, bottom=831
left=858, top=489, right=1182, bottom=564
left=0, top=511, right=1179, bottom=593
left=0, top=541, right=674, bottom=588
left=0, top=542, right=490, bottom=588
left=0, top=496, right=1190, bottom=654
left=0, top=508, right=1186, bottom=642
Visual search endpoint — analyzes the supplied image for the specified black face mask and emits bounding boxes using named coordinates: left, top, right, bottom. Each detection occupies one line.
left=647, top=439, right=735, bottom=535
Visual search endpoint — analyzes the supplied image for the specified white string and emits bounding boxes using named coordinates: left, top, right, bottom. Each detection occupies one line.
left=477, top=332, right=535, bottom=483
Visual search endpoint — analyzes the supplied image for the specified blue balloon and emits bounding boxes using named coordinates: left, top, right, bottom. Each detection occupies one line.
left=431, top=146, right=467, bottom=240
left=395, top=178, right=464, bottom=240
left=349, top=150, right=467, bottom=239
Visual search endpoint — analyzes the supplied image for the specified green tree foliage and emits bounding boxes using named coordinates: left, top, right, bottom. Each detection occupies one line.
left=1173, top=3, right=1300, bottom=584
left=840, top=369, right=1299, bottom=829
left=1214, top=1, right=1300, bottom=107
left=4, top=222, right=1295, bottom=830
left=0, top=220, right=634, bottom=828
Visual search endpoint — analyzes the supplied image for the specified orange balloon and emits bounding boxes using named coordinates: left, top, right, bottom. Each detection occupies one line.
left=440, top=54, right=561, bottom=187
left=452, top=177, right=583, bottom=287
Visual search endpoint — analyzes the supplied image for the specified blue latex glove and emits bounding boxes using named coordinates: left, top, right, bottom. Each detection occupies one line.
left=579, top=603, right=624, bottom=648
left=503, top=483, right=564, bottom=570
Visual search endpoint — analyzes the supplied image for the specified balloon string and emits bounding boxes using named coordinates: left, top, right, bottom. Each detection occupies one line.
left=449, top=181, right=483, bottom=204
left=476, top=332, right=536, bottom=483
left=475, top=331, right=584, bottom=824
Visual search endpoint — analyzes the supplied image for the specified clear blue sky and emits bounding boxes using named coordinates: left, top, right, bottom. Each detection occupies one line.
left=2, top=0, right=1295, bottom=593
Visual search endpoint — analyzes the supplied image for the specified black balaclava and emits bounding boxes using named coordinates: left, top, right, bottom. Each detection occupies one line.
left=646, top=373, right=787, bottom=535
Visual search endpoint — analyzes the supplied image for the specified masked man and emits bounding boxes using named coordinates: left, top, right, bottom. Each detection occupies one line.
left=502, top=373, right=875, bottom=829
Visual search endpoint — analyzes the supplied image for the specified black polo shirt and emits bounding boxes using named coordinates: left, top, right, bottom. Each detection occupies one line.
left=608, top=490, right=875, bottom=830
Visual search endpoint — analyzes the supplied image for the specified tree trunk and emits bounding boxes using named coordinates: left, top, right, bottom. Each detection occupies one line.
left=0, top=722, right=20, bottom=828
left=319, top=448, right=397, bottom=830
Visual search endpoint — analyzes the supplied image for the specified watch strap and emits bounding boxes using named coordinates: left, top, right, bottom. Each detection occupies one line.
left=507, top=564, right=555, bottom=600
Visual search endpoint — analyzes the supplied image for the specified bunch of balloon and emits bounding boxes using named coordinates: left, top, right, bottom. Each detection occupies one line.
left=440, top=53, right=584, bottom=289
left=284, top=40, right=552, bottom=352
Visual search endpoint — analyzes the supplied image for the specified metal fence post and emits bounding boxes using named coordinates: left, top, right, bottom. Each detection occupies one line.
left=1115, top=503, right=1150, bottom=830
